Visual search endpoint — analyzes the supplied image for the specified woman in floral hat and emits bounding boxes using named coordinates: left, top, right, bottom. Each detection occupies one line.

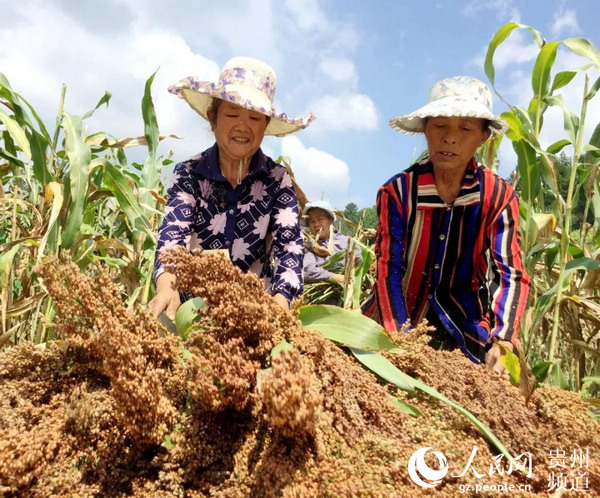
left=363, top=76, right=530, bottom=377
left=148, top=57, right=314, bottom=319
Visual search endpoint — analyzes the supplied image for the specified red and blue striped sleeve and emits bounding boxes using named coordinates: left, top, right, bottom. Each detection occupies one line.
left=488, top=191, right=530, bottom=343
left=374, top=180, right=409, bottom=331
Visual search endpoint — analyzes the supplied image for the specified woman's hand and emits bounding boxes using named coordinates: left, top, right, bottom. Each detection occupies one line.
left=485, top=339, right=514, bottom=379
left=272, top=293, right=290, bottom=310
left=330, top=274, right=345, bottom=284
left=147, top=273, right=181, bottom=320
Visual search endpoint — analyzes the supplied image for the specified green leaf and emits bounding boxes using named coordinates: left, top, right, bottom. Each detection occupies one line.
left=532, top=41, right=559, bottom=100
left=546, top=139, right=572, bottom=154
left=61, top=112, right=91, bottom=249
left=82, top=91, right=112, bottom=120
left=389, top=396, right=422, bottom=417
left=0, top=109, right=31, bottom=159
left=531, top=361, right=553, bottom=383
left=175, top=297, right=205, bottom=339
left=138, top=70, right=162, bottom=223
left=0, top=244, right=20, bottom=288
left=543, top=94, right=579, bottom=144
left=586, top=75, right=600, bottom=101
left=485, top=22, right=542, bottom=90
left=513, top=139, right=540, bottom=202
left=582, top=376, right=600, bottom=383
left=549, top=360, right=569, bottom=390
left=551, top=70, right=577, bottom=93
left=563, top=38, right=600, bottom=70
left=103, top=162, right=152, bottom=234
left=271, top=339, right=294, bottom=358
left=346, top=347, right=517, bottom=465
left=501, top=110, right=526, bottom=142
left=142, top=70, right=159, bottom=160
left=350, top=348, right=414, bottom=392
left=298, top=305, right=401, bottom=352
left=37, top=182, right=63, bottom=262
left=485, top=22, right=524, bottom=87
left=500, top=348, right=521, bottom=385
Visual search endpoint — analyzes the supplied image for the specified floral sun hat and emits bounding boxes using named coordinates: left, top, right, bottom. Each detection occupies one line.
left=169, top=56, right=315, bottom=137
left=303, top=200, right=336, bottom=221
left=389, top=76, right=507, bottom=135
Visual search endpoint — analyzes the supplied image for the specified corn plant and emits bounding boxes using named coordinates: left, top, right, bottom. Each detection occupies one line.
left=484, top=22, right=600, bottom=390
left=0, top=72, right=173, bottom=345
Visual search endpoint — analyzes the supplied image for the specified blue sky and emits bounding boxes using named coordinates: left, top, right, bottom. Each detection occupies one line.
left=1, top=0, right=599, bottom=209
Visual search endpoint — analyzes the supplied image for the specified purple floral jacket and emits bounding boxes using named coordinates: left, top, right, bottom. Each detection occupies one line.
left=154, top=144, right=303, bottom=302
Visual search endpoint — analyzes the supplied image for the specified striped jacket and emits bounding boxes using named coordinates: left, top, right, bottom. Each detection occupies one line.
left=365, top=159, right=530, bottom=363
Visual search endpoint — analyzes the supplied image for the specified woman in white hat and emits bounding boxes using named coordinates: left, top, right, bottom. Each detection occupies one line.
left=303, top=200, right=353, bottom=285
left=148, top=57, right=314, bottom=319
left=364, top=76, right=530, bottom=376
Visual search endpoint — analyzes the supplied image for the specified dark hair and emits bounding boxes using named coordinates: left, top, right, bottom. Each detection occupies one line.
left=206, top=97, right=271, bottom=130
left=423, top=116, right=491, bottom=132
left=207, top=98, right=222, bottom=128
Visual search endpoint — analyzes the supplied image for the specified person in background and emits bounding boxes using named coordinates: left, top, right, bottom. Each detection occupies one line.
left=364, top=76, right=530, bottom=377
left=148, top=57, right=314, bottom=320
left=303, top=200, right=358, bottom=284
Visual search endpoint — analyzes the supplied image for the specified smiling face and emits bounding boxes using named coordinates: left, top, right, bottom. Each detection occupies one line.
left=308, top=208, right=335, bottom=240
left=423, top=116, right=491, bottom=174
left=209, top=100, right=268, bottom=164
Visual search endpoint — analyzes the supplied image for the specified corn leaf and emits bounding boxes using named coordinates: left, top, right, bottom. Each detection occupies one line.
left=547, top=139, right=572, bottom=154
left=563, top=38, right=600, bottom=70
left=544, top=94, right=579, bottom=144
left=82, top=91, right=112, bottom=120
left=271, top=339, right=294, bottom=358
left=104, top=162, right=152, bottom=235
left=552, top=70, right=578, bottom=93
left=348, top=347, right=517, bottom=465
left=485, top=22, right=542, bottom=89
left=298, top=304, right=401, bottom=352
left=139, top=70, right=162, bottom=222
left=389, top=396, right=422, bottom=417
left=532, top=41, right=559, bottom=101
left=0, top=109, right=31, bottom=159
left=350, top=348, right=414, bottom=391
left=531, top=361, right=554, bottom=383
left=513, top=139, right=540, bottom=202
left=175, top=297, right=205, bottom=339
left=37, top=182, right=63, bottom=262
left=61, top=112, right=91, bottom=248
left=549, top=360, right=569, bottom=390
left=500, top=348, right=521, bottom=386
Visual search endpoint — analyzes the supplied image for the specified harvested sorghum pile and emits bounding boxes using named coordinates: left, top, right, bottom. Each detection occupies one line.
left=0, top=249, right=597, bottom=497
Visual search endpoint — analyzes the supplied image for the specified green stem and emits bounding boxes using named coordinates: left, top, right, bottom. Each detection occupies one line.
left=548, top=75, right=589, bottom=362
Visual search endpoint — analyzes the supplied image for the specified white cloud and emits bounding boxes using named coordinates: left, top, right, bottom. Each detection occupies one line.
left=310, top=94, right=379, bottom=131
left=319, top=57, right=357, bottom=85
left=462, top=0, right=520, bottom=22
left=280, top=136, right=350, bottom=202
left=550, top=4, right=580, bottom=38
left=284, top=0, right=328, bottom=30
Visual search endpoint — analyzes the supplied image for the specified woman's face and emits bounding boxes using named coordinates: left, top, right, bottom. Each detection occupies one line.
left=424, top=117, right=491, bottom=173
left=308, top=208, right=334, bottom=240
left=211, top=101, right=268, bottom=163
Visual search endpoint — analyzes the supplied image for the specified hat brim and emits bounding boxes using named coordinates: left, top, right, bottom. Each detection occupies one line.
left=389, top=96, right=507, bottom=135
left=170, top=78, right=315, bottom=137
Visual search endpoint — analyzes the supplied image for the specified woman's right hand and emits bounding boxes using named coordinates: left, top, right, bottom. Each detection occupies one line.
left=147, top=272, right=181, bottom=320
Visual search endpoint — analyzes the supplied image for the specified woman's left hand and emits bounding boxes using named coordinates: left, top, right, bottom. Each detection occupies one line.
left=272, top=293, right=290, bottom=310
left=485, top=340, right=514, bottom=379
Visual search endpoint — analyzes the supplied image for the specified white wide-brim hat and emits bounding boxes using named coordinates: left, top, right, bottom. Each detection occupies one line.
left=389, top=76, right=507, bottom=135
left=169, top=56, right=315, bottom=137
left=303, top=200, right=336, bottom=222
